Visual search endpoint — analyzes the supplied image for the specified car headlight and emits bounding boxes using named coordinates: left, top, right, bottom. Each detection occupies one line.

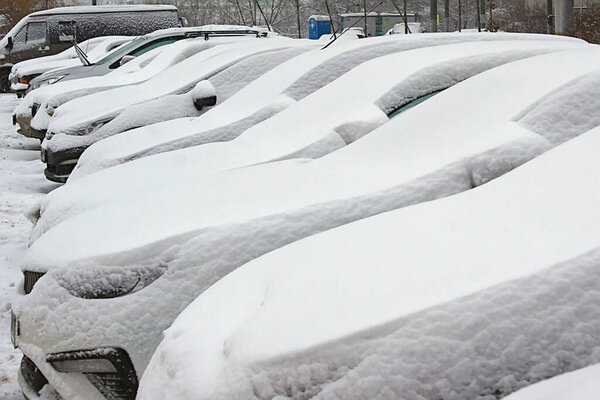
left=54, top=264, right=167, bottom=299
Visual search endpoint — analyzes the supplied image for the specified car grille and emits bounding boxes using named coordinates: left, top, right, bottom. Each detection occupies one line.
left=24, top=271, right=45, bottom=294
left=87, top=373, right=136, bottom=400
left=47, top=348, right=138, bottom=400
left=21, top=356, right=50, bottom=395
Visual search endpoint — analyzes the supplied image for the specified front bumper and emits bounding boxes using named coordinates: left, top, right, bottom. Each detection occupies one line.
left=43, top=145, right=87, bottom=183
left=17, top=344, right=138, bottom=400
left=14, top=112, right=35, bottom=139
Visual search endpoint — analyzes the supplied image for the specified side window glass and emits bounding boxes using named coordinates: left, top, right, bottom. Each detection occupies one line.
left=13, top=26, right=26, bottom=43
left=27, top=22, right=47, bottom=43
left=58, top=21, right=77, bottom=42
left=131, top=38, right=177, bottom=57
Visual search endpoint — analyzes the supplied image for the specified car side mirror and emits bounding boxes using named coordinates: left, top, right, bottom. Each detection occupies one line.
left=119, top=55, right=136, bottom=66
left=191, top=81, right=217, bottom=111
left=5, top=36, right=13, bottom=49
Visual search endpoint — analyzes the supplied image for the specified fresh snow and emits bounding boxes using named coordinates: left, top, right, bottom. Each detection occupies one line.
left=138, top=125, right=600, bottom=400
left=41, top=46, right=313, bottom=152
left=41, top=37, right=295, bottom=139
left=30, top=41, right=591, bottom=242
left=502, top=364, right=600, bottom=400
left=70, top=32, right=584, bottom=178
left=22, top=37, right=227, bottom=132
left=0, top=94, right=55, bottom=400
left=13, top=47, right=599, bottom=394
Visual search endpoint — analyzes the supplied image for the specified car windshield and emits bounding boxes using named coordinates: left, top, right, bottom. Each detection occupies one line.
left=388, top=90, right=444, bottom=119
left=94, top=36, right=146, bottom=65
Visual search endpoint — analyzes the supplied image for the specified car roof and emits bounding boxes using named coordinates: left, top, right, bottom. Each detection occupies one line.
left=29, top=5, right=176, bottom=18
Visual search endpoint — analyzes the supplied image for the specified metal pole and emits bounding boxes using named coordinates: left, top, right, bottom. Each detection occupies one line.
left=476, top=0, right=481, bottom=31
left=295, top=0, right=301, bottom=37
left=458, top=0, right=462, bottom=31
left=430, top=0, right=438, bottom=31
left=324, top=0, right=337, bottom=39
left=363, top=0, right=369, bottom=36
left=547, top=0, right=554, bottom=33
left=404, top=0, right=408, bottom=33
left=445, top=0, right=450, bottom=31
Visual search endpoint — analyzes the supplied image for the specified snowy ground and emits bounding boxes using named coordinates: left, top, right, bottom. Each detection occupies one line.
left=0, top=94, right=59, bottom=399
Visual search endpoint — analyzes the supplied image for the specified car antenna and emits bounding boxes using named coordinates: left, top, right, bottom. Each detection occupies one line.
left=321, top=1, right=384, bottom=50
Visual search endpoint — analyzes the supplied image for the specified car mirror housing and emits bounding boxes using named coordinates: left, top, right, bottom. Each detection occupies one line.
left=119, top=55, right=136, bottom=66
left=191, top=80, right=217, bottom=111
left=5, top=36, right=13, bottom=49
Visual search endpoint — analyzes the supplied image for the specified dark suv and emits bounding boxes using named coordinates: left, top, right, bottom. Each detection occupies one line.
left=0, top=5, right=179, bottom=92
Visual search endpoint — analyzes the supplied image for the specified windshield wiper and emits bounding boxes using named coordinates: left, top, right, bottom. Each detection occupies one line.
left=73, top=40, right=91, bottom=66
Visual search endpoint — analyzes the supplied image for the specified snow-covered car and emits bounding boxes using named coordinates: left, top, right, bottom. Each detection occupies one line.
left=15, top=26, right=268, bottom=140
left=12, top=45, right=597, bottom=400
left=30, top=39, right=586, bottom=214
left=42, top=40, right=314, bottom=182
left=9, top=36, right=132, bottom=95
left=138, top=125, right=600, bottom=400
left=70, top=32, right=581, bottom=180
left=387, top=21, right=423, bottom=34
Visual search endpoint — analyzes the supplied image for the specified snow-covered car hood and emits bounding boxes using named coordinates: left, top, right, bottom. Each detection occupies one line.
left=138, top=124, right=600, bottom=400
left=25, top=45, right=598, bottom=269
left=28, top=39, right=591, bottom=244
left=40, top=37, right=295, bottom=135
left=69, top=32, right=584, bottom=179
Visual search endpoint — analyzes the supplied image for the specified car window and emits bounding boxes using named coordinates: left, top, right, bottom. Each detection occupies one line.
left=94, top=36, right=146, bottom=65
left=388, top=90, right=443, bottom=119
left=58, top=21, right=77, bottom=42
left=13, top=25, right=26, bottom=43
left=27, top=22, right=47, bottom=43
left=131, top=38, right=178, bottom=57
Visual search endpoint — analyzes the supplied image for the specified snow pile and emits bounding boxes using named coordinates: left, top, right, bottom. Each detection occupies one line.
left=42, top=37, right=293, bottom=139
left=41, top=46, right=311, bottom=152
left=502, top=364, right=600, bottom=400
left=28, top=42, right=590, bottom=240
left=138, top=126, right=600, bottom=400
left=69, top=32, right=584, bottom=179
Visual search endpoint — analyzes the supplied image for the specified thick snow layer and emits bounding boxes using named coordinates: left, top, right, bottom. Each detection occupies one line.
left=29, top=41, right=591, bottom=242
left=16, top=50, right=598, bottom=389
left=9, top=36, right=132, bottom=80
left=502, top=364, right=600, bottom=400
left=14, top=36, right=223, bottom=129
left=70, top=32, right=584, bottom=179
left=42, top=46, right=312, bottom=153
left=28, top=48, right=600, bottom=258
left=138, top=125, right=600, bottom=400
left=42, top=37, right=294, bottom=138
left=0, top=94, right=58, bottom=400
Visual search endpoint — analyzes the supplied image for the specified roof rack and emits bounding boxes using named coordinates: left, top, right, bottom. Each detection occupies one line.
left=185, top=30, right=267, bottom=40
